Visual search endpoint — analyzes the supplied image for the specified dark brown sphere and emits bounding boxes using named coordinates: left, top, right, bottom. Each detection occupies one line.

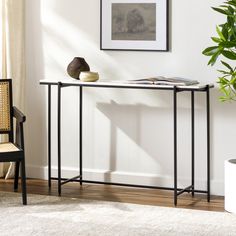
left=67, top=57, right=90, bottom=79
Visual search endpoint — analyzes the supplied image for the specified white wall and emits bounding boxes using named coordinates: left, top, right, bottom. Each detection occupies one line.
left=25, top=0, right=235, bottom=196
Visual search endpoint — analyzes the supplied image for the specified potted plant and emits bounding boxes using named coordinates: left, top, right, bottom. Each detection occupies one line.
left=202, top=0, right=236, bottom=101
left=203, top=0, right=236, bottom=214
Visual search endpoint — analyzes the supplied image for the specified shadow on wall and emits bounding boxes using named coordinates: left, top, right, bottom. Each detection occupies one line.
left=97, top=101, right=173, bottom=185
left=94, top=89, right=208, bottom=186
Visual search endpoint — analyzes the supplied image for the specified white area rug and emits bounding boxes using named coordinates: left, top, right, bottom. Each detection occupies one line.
left=0, top=191, right=236, bottom=236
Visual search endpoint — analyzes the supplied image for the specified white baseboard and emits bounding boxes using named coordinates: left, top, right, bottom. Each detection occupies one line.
left=26, top=165, right=224, bottom=196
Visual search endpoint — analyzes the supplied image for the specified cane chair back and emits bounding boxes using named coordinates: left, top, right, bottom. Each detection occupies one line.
left=0, top=79, right=13, bottom=141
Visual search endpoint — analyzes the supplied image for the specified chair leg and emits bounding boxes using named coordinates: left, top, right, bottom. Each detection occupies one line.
left=14, top=161, right=20, bottom=191
left=20, top=158, right=27, bottom=205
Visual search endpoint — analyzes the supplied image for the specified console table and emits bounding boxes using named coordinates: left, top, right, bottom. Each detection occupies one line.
left=40, top=78, right=214, bottom=205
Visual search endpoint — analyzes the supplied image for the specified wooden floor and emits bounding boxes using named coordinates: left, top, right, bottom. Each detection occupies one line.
left=0, top=178, right=224, bottom=212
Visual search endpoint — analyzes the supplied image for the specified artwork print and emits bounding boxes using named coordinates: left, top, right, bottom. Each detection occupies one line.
left=112, top=3, right=156, bottom=41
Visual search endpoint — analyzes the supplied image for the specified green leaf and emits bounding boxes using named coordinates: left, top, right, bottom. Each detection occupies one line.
left=211, top=37, right=222, bottom=43
left=216, top=26, right=226, bottom=40
left=212, top=7, right=231, bottom=15
left=230, top=33, right=236, bottom=41
left=219, top=41, right=236, bottom=47
left=227, top=1, right=236, bottom=7
left=218, top=70, right=232, bottom=75
left=227, top=5, right=235, bottom=13
left=227, top=16, right=235, bottom=28
left=219, top=4, right=229, bottom=8
left=202, top=46, right=218, bottom=56
left=219, top=76, right=230, bottom=84
left=231, top=75, right=236, bottom=83
left=222, top=50, right=236, bottom=59
left=219, top=95, right=226, bottom=102
left=222, top=24, right=229, bottom=39
left=208, top=51, right=221, bottom=65
left=221, top=60, right=234, bottom=71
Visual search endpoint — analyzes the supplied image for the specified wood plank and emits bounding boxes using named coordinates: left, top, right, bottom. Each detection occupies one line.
left=0, top=178, right=224, bottom=212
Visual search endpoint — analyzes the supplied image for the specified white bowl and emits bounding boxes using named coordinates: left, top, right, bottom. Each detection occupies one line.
left=80, top=72, right=99, bottom=82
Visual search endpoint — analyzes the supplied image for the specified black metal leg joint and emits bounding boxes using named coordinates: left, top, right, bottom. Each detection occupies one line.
left=177, top=185, right=194, bottom=196
left=61, top=175, right=82, bottom=186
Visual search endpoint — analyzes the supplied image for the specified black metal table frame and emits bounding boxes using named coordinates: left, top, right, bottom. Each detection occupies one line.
left=41, top=81, right=211, bottom=206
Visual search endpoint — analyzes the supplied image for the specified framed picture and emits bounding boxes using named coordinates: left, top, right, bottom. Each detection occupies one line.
left=100, top=0, right=169, bottom=51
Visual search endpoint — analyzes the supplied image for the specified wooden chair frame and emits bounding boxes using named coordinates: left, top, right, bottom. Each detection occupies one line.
left=0, top=79, right=27, bottom=205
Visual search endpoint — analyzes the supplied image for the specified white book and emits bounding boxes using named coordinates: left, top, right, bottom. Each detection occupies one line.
left=125, top=76, right=199, bottom=86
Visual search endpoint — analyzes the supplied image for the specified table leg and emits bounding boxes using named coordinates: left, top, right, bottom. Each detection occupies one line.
left=79, top=86, right=83, bottom=185
left=206, top=86, right=210, bottom=202
left=191, top=91, right=195, bottom=196
left=173, top=87, right=178, bottom=206
left=48, top=85, right=51, bottom=188
left=58, top=83, right=62, bottom=195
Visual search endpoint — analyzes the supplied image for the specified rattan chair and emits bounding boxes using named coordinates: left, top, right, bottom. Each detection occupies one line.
left=0, top=79, right=27, bottom=205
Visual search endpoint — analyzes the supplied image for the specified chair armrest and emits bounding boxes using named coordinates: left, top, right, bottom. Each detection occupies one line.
left=13, top=106, right=26, bottom=123
left=13, top=107, right=26, bottom=150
